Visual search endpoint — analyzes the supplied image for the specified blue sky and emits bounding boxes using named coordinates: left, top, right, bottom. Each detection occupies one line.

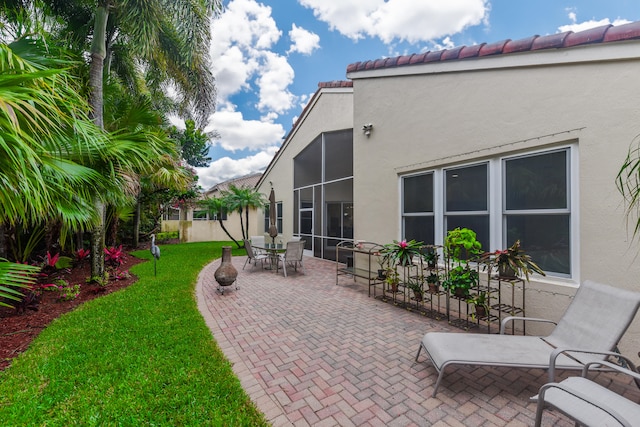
left=195, top=0, right=640, bottom=189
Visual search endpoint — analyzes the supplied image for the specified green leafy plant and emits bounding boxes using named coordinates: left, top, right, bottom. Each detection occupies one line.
left=444, top=228, right=482, bottom=262
left=424, top=249, right=439, bottom=268
left=57, top=281, right=81, bottom=301
left=480, top=239, right=545, bottom=281
left=381, top=239, right=424, bottom=266
left=442, top=266, right=478, bottom=296
left=406, top=276, right=424, bottom=301
left=0, top=260, right=40, bottom=309
left=467, top=291, right=489, bottom=319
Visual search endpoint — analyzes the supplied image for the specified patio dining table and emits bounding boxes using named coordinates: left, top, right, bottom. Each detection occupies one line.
left=253, top=242, right=285, bottom=270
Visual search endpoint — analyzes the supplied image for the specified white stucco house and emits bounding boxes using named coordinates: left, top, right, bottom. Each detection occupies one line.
left=256, top=21, right=640, bottom=358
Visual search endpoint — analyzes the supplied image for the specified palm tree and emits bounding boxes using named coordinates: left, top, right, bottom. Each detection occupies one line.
left=617, top=136, right=640, bottom=238
left=200, top=197, right=241, bottom=248
left=222, top=185, right=267, bottom=243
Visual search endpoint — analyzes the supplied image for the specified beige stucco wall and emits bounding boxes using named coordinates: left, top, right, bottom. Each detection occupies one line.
left=256, top=88, right=354, bottom=244
left=161, top=207, right=258, bottom=243
left=349, top=43, right=640, bottom=357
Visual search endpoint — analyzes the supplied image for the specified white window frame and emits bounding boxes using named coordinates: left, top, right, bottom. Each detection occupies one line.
left=400, top=144, right=578, bottom=280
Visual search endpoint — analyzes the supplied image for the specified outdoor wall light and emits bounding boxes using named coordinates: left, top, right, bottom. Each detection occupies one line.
left=362, top=123, right=373, bottom=137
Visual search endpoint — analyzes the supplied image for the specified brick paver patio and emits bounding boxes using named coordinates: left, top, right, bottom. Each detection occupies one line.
left=196, top=255, right=636, bottom=426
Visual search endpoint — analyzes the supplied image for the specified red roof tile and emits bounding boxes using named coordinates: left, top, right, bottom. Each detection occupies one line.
left=346, top=21, right=640, bottom=73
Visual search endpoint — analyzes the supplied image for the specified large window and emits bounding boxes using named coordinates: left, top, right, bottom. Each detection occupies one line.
left=402, top=173, right=434, bottom=244
left=401, top=147, right=574, bottom=277
left=445, top=163, right=489, bottom=250
left=504, top=150, right=570, bottom=275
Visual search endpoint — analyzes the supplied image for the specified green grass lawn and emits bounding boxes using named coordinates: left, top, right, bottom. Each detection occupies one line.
left=0, top=242, right=268, bottom=426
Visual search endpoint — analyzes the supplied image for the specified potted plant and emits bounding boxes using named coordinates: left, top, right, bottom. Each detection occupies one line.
left=424, top=249, right=439, bottom=269
left=442, top=266, right=478, bottom=298
left=467, top=291, right=489, bottom=319
left=444, top=228, right=482, bottom=262
left=375, top=253, right=387, bottom=279
left=406, top=277, right=424, bottom=302
left=426, top=273, right=440, bottom=293
left=381, top=239, right=424, bottom=267
left=385, top=267, right=400, bottom=293
left=480, top=239, right=545, bottom=281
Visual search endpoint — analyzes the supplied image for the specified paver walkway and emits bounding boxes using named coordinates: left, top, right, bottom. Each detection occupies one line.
left=196, top=255, right=636, bottom=426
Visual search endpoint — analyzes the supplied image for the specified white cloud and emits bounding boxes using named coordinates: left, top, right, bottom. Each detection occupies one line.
left=558, top=16, right=631, bottom=33
left=297, top=0, right=489, bottom=43
left=196, top=148, right=279, bottom=189
left=288, top=24, right=321, bottom=55
left=200, top=0, right=298, bottom=185
left=256, top=51, right=296, bottom=114
left=208, top=109, right=285, bottom=152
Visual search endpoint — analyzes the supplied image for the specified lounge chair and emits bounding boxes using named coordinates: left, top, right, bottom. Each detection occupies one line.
left=243, top=239, right=269, bottom=270
left=534, top=360, right=640, bottom=427
left=415, top=280, right=640, bottom=397
left=277, top=240, right=305, bottom=277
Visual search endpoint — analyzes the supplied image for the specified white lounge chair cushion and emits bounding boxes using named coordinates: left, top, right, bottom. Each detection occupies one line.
left=422, top=333, right=583, bottom=371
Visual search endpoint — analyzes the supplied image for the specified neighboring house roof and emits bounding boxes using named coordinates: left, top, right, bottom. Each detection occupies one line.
left=205, top=172, right=262, bottom=196
left=346, top=21, right=640, bottom=73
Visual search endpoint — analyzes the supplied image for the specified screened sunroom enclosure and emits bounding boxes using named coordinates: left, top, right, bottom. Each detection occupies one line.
left=293, top=129, right=353, bottom=260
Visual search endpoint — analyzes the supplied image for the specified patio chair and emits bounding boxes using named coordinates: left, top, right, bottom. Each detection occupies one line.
left=250, top=235, right=266, bottom=255
left=534, top=360, right=640, bottom=427
left=415, top=280, right=640, bottom=397
left=243, top=239, right=269, bottom=270
left=276, top=240, right=305, bottom=277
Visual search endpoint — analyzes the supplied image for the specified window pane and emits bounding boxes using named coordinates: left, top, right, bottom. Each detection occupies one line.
left=293, top=191, right=299, bottom=234
left=446, top=164, right=488, bottom=212
left=193, top=210, right=208, bottom=221
left=404, top=216, right=434, bottom=245
left=326, top=203, right=342, bottom=237
left=403, top=174, right=433, bottom=213
left=506, top=214, right=570, bottom=275
left=324, top=130, right=353, bottom=181
left=294, top=136, right=322, bottom=187
left=300, top=211, right=312, bottom=235
left=446, top=215, right=489, bottom=254
left=300, top=187, right=313, bottom=208
left=505, top=150, right=567, bottom=210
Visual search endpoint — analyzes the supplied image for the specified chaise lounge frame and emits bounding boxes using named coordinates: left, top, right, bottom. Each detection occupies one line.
left=415, top=280, right=640, bottom=397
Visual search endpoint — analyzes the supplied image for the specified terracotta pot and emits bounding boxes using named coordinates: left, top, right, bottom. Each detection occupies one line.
left=413, top=289, right=423, bottom=302
left=475, top=305, right=487, bottom=318
left=214, top=246, right=238, bottom=287
left=454, top=288, right=468, bottom=298
left=389, top=282, right=399, bottom=293
left=428, top=283, right=439, bottom=294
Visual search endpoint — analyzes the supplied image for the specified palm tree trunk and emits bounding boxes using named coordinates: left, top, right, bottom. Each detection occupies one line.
left=218, top=219, right=241, bottom=248
left=245, top=209, right=250, bottom=241
left=132, top=196, right=141, bottom=248
left=88, top=4, right=109, bottom=279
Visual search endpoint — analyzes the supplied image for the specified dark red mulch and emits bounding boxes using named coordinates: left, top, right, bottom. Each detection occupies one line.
left=0, top=250, right=148, bottom=371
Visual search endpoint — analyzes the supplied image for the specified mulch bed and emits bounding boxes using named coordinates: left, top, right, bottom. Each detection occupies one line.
left=0, top=248, right=149, bottom=371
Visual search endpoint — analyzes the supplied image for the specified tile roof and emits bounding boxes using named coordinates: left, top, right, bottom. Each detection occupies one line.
left=205, top=172, right=262, bottom=194
left=346, top=21, right=640, bottom=74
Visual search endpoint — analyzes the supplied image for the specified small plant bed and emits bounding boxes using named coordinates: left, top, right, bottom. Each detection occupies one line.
left=0, top=252, right=144, bottom=371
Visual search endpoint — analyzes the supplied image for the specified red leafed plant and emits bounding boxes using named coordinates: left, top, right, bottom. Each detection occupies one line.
left=104, top=245, right=126, bottom=267
left=75, top=248, right=90, bottom=263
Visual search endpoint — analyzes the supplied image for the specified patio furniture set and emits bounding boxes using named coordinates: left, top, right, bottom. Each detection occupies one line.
left=244, top=237, right=305, bottom=277
left=335, top=239, right=640, bottom=426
